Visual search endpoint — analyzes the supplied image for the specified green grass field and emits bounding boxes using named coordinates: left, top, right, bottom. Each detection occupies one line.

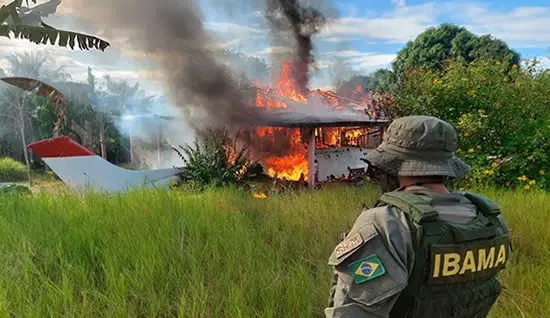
left=0, top=180, right=547, bottom=317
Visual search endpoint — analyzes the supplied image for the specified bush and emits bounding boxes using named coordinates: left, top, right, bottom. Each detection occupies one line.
left=0, top=157, right=28, bottom=182
left=390, top=59, right=550, bottom=190
left=172, top=128, right=253, bottom=190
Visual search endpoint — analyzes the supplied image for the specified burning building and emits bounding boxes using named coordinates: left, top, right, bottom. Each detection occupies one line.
left=126, top=59, right=390, bottom=188
left=238, top=60, right=389, bottom=188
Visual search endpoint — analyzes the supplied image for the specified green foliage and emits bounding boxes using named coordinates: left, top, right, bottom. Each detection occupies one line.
left=0, top=182, right=31, bottom=195
left=173, top=129, right=253, bottom=189
left=0, top=0, right=110, bottom=51
left=368, top=69, right=394, bottom=92
left=392, top=24, right=520, bottom=85
left=391, top=59, right=550, bottom=190
left=32, top=95, right=56, bottom=139
left=0, top=157, right=27, bottom=181
left=0, top=186, right=546, bottom=316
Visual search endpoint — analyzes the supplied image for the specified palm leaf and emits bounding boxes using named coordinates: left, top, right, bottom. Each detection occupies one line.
left=0, top=24, right=110, bottom=51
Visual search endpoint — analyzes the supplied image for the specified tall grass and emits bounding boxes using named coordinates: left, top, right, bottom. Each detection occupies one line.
left=0, top=186, right=547, bottom=317
left=0, top=157, right=27, bottom=182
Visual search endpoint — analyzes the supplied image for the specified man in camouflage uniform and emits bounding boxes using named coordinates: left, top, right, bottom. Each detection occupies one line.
left=326, top=115, right=512, bottom=317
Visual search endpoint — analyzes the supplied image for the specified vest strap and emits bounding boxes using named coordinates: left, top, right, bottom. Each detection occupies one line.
left=378, top=191, right=439, bottom=223
left=460, top=192, right=501, bottom=216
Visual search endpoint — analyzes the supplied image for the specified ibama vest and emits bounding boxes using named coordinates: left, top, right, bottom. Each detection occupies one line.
left=375, top=191, right=511, bottom=318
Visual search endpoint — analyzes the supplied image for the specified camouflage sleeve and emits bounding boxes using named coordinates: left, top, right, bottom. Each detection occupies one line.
left=325, top=206, right=414, bottom=318
left=328, top=232, right=348, bottom=307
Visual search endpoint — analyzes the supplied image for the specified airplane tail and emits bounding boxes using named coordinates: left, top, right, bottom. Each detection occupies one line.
left=27, top=136, right=181, bottom=192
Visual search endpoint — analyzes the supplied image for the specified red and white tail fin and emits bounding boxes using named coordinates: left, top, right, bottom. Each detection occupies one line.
left=27, top=136, right=180, bottom=192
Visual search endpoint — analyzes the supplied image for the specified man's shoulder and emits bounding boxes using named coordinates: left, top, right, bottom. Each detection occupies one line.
left=328, top=204, right=412, bottom=266
left=326, top=204, right=412, bottom=308
left=353, top=204, right=406, bottom=229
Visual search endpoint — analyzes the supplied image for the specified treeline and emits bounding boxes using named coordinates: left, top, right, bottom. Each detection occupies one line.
left=2, top=23, right=549, bottom=191
left=0, top=49, right=271, bottom=176
left=356, top=24, right=550, bottom=190
left=0, top=52, right=154, bottom=169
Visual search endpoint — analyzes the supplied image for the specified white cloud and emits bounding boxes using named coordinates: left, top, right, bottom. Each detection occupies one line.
left=324, top=50, right=396, bottom=71
left=0, top=38, right=164, bottom=94
left=207, top=38, right=243, bottom=49
left=4, top=0, right=550, bottom=96
left=392, top=0, right=406, bottom=7
left=450, top=4, right=550, bottom=47
left=326, top=50, right=368, bottom=58
left=204, top=22, right=265, bottom=35
left=315, top=60, right=334, bottom=69
left=320, top=3, right=437, bottom=43
left=355, top=54, right=396, bottom=71
left=319, top=2, right=550, bottom=48
left=253, top=46, right=293, bottom=55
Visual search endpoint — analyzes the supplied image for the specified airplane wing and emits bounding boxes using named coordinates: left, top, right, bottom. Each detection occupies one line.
left=27, top=136, right=181, bottom=193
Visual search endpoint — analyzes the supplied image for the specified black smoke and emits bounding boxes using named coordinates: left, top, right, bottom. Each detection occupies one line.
left=265, top=0, right=327, bottom=95
left=62, top=0, right=331, bottom=134
left=65, top=0, right=262, bottom=133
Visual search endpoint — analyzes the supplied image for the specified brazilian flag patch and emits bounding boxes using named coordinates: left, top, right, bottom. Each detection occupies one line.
left=348, top=255, right=386, bottom=284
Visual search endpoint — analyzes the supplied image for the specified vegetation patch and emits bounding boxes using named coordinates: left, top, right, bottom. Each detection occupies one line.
left=0, top=157, right=27, bottom=182
left=0, top=186, right=546, bottom=317
left=173, top=129, right=256, bottom=191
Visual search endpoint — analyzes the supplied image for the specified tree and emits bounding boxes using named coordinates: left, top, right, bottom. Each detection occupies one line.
left=0, top=0, right=110, bottom=51
left=368, top=69, right=394, bottom=92
left=391, top=59, right=550, bottom=190
left=1, top=76, right=69, bottom=137
left=86, top=67, right=107, bottom=158
left=220, top=49, right=271, bottom=84
left=392, top=24, right=520, bottom=84
left=335, top=75, right=369, bottom=98
left=95, top=74, right=156, bottom=165
left=0, top=51, right=70, bottom=183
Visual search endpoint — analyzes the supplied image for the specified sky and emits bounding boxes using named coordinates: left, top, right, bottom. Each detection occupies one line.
left=1, top=0, right=549, bottom=97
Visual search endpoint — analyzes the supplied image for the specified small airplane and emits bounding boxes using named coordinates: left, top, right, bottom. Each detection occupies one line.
left=27, top=136, right=181, bottom=193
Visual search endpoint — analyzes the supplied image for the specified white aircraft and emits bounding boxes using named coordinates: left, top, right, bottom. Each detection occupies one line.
left=27, top=136, right=181, bottom=193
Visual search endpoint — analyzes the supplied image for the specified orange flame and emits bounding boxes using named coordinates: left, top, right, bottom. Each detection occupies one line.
left=253, top=59, right=309, bottom=181
left=344, top=128, right=362, bottom=146
left=250, top=59, right=386, bottom=182
left=252, top=192, right=267, bottom=199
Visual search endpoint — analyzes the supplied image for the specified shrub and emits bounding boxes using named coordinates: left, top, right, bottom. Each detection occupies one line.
left=0, top=157, right=28, bottom=182
left=390, top=59, right=550, bottom=190
left=172, top=128, right=254, bottom=190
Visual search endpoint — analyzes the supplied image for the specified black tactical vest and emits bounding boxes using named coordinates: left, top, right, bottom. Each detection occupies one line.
left=375, top=190, right=512, bottom=318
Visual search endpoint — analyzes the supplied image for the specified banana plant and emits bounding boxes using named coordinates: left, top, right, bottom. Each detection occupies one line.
left=0, top=0, right=110, bottom=51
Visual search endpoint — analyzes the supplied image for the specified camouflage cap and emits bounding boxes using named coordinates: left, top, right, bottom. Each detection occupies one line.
left=364, top=115, right=471, bottom=178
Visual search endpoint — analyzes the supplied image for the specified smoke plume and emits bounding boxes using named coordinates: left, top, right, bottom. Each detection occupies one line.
left=265, top=0, right=326, bottom=95
left=63, top=0, right=264, bottom=134
left=61, top=0, right=338, bottom=139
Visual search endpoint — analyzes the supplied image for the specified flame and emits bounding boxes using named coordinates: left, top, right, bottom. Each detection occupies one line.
left=250, top=59, right=388, bottom=182
left=265, top=153, right=308, bottom=181
left=252, top=192, right=267, bottom=199
left=276, top=61, right=307, bottom=104
left=316, top=127, right=340, bottom=148
left=253, top=59, right=309, bottom=181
